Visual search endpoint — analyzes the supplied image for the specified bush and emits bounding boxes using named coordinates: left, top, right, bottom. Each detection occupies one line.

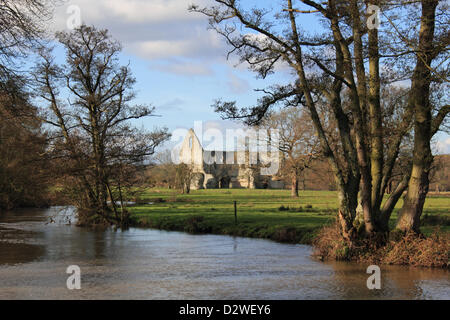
left=384, top=231, right=449, bottom=267
left=313, top=221, right=449, bottom=268
left=184, top=215, right=211, bottom=234
left=149, top=197, right=166, bottom=203
left=277, top=205, right=318, bottom=213
left=421, top=214, right=450, bottom=226
left=273, top=227, right=299, bottom=242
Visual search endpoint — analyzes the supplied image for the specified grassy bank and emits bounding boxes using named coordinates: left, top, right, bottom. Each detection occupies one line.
left=129, top=189, right=450, bottom=245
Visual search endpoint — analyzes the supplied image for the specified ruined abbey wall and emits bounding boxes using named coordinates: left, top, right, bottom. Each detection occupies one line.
left=179, top=129, right=284, bottom=190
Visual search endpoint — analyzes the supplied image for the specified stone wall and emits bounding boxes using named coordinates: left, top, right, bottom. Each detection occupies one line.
left=179, top=129, right=283, bottom=190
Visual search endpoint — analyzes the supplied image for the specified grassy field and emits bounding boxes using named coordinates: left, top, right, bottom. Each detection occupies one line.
left=129, top=189, right=450, bottom=244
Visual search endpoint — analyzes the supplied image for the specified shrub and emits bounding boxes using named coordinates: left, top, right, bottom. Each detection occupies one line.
left=184, top=215, right=211, bottom=234
left=421, top=214, right=450, bottom=227
left=273, top=227, right=299, bottom=243
left=313, top=221, right=350, bottom=261
left=384, top=231, right=449, bottom=267
left=313, top=221, right=449, bottom=268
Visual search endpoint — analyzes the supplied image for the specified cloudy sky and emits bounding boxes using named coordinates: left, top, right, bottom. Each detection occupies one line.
left=47, top=0, right=450, bottom=154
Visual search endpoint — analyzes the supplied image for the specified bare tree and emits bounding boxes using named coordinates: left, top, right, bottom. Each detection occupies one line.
left=0, top=0, right=55, bottom=83
left=147, top=149, right=178, bottom=189
left=261, top=107, right=320, bottom=197
left=175, top=163, right=193, bottom=194
left=34, top=25, right=170, bottom=227
left=394, top=0, right=449, bottom=232
left=190, top=0, right=449, bottom=240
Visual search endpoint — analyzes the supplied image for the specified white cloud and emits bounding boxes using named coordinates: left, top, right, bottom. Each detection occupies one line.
left=94, top=0, right=202, bottom=23
left=48, top=0, right=228, bottom=66
left=51, top=0, right=209, bottom=27
left=129, top=28, right=224, bottom=60
left=153, top=60, right=213, bottom=76
left=134, top=40, right=192, bottom=59
left=47, top=0, right=296, bottom=79
left=435, top=137, right=450, bottom=155
left=227, top=72, right=250, bottom=94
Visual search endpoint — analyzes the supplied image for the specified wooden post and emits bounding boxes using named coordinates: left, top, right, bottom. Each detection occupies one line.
left=234, top=201, right=237, bottom=225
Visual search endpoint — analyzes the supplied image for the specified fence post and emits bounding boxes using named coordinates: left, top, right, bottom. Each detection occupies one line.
left=234, top=201, right=237, bottom=225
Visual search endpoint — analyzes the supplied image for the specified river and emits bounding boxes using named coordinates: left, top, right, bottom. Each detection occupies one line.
left=0, top=207, right=448, bottom=300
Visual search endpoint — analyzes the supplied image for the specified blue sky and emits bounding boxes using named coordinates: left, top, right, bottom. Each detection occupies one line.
left=47, top=0, right=449, bottom=154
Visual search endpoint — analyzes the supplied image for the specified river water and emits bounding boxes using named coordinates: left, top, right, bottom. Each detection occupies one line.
left=0, top=207, right=448, bottom=300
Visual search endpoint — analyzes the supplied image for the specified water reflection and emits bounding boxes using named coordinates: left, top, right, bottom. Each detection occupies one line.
left=233, top=236, right=238, bottom=252
left=322, top=261, right=450, bottom=300
left=0, top=207, right=448, bottom=300
left=0, top=241, right=45, bottom=265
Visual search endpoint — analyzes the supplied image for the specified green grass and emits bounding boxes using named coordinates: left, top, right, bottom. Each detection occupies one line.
left=128, top=189, right=450, bottom=244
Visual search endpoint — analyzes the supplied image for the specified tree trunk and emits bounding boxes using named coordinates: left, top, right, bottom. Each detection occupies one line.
left=337, top=188, right=358, bottom=241
left=397, top=163, right=431, bottom=232
left=184, top=180, right=191, bottom=194
left=330, top=0, right=375, bottom=234
left=379, top=174, right=409, bottom=231
left=396, top=0, right=437, bottom=233
left=367, top=1, right=383, bottom=215
left=291, top=173, right=299, bottom=198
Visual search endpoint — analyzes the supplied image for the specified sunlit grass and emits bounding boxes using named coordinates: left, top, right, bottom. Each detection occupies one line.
left=129, top=188, right=450, bottom=243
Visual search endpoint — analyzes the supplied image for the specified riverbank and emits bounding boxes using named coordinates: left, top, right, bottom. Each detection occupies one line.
left=129, top=189, right=450, bottom=245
